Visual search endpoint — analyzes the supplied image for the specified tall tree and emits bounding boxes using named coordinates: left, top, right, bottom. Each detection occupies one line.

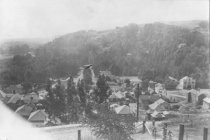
left=77, top=79, right=86, bottom=107
left=96, top=74, right=110, bottom=103
left=66, top=76, right=80, bottom=122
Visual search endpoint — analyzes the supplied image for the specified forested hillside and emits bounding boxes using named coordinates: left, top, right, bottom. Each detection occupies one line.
left=0, top=21, right=209, bottom=88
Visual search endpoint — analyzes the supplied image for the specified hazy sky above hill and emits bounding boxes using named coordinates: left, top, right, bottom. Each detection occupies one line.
left=0, top=0, right=209, bottom=42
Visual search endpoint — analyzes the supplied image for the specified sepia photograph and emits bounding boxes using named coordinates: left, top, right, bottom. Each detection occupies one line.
left=0, top=0, right=209, bottom=140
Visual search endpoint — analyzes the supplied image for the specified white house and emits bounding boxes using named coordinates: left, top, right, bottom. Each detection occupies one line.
left=177, top=76, right=196, bottom=90
left=203, top=97, right=210, bottom=110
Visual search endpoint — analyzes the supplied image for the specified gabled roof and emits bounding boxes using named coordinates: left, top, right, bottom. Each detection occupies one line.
left=15, top=105, right=33, bottom=117
left=149, top=99, right=167, bottom=110
left=115, top=105, right=134, bottom=114
left=28, top=110, right=48, bottom=122
left=109, top=91, right=124, bottom=99
left=8, top=94, right=23, bottom=104
left=203, top=97, right=210, bottom=104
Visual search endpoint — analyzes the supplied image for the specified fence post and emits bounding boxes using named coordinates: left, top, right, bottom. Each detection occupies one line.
left=78, top=130, right=81, bottom=140
left=143, top=120, right=146, bottom=133
left=178, top=124, right=184, bottom=140
left=203, top=127, right=208, bottom=140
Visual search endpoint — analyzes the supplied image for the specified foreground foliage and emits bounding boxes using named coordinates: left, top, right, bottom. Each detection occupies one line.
left=83, top=102, right=136, bottom=140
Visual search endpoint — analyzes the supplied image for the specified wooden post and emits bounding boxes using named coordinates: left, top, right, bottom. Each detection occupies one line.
left=137, top=95, right=139, bottom=121
left=143, top=120, right=146, bottom=133
left=136, top=84, right=140, bottom=122
left=152, top=120, right=155, bottom=127
left=179, top=124, right=184, bottom=140
left=203, top=127, right=208, bottom=140
left=78, top=130, right=81, bottom=140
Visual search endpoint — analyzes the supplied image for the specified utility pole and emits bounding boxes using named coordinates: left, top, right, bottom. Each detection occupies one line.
left=135, top=83, right=141, bottom=122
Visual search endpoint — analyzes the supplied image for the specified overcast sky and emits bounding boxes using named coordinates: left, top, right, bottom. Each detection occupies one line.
left=0, top=0, right=209, bottom=42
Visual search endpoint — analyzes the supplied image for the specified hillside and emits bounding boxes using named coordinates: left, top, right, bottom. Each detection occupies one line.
left=0, top=20, right=209, bottom=88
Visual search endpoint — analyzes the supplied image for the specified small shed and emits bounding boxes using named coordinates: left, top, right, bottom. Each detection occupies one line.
left=203, top=97, right=210, bottom=110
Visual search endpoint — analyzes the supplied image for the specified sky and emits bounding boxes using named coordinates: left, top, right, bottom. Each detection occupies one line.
left=0, top=0, right=209, bottom=42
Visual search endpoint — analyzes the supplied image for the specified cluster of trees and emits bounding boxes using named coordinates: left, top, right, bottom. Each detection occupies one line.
left=40, top=74, right=135, bottom=140
left=44, top=77, right=82, bottom=122
left=0, top=21, right=209, bottom=90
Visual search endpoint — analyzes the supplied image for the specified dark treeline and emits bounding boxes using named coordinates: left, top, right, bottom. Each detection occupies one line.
left=0, top=21, right=209, bottom=88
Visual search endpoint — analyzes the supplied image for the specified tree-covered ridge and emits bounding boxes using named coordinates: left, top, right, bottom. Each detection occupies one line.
left=0, top=21, right=209, bottom=88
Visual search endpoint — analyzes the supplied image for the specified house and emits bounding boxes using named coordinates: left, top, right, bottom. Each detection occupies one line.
left=148, top=81, right=157, bottom=94
left=180, top=89, right=198, bottom=103
left=37, top=90, right=48, bottom=100
left=203, top=97, right=210, bottom=110
left=7, top=94, right=23, bottom=104
left=51, top=77, right=71, bottom=89
left=177, top=76, right=196, bottom=90
left=155, top=83, right=165, bottom=94
left=149, top=99, right=169, bottom=111
left=28, top=110, right=48, bottom=126
left=22, top=92, right=39, bottom=104
left=15, top=105, right=33, bottom=118
left=114, top=105, right=134, bottom=114
left=109, top=91, right=124, bottom=100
